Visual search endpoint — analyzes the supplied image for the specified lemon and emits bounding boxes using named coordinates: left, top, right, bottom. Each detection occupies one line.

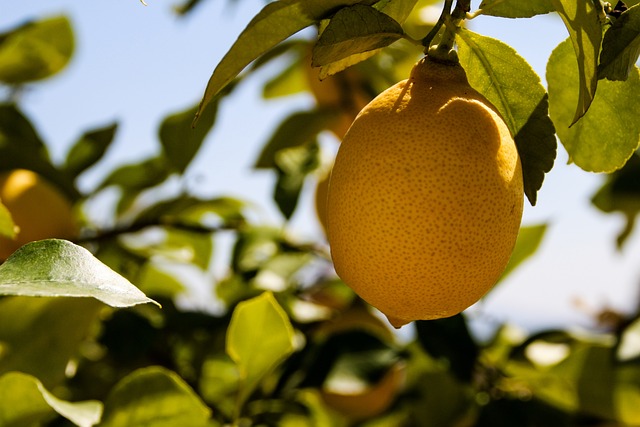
left=0, top=169, right=77, bottom=260
left=326, top=56, right=524, bottom=328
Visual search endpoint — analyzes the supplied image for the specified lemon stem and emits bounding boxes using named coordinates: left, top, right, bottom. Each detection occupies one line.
left=421, top=0, right=453, bottom=48
left=424, top=0, right=471, bottom=63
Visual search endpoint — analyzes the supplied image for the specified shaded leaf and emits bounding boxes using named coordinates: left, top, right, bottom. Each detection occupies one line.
left=98, top=155, right=171, bottom=191
left=478, top=0, right=555, bottom=18
left=0, top=239, right=159, bottom=308
left=0, top=372, right=102, bottom=427
left=551, top=0, right=603, bottom=124
left=598, top=4, right=640, bottom=81
left=100, top=367, right=211, bottom=427
left=457, top=29, right=556, bottom=205
left=0, top=16, right=74, bottom=84
left=0, top=200, right=15, bottom=239
left=274, top=140, right=321, bottom=219
left=194, top=0, right=377, bottom=124
left=226, top=291, right=295, bottom=408
left=63, top=123, right=118, bottom=179
left=415, top=315, right=479, bottom=382
left=591, top=153, right=640, bottom=247
left=0, top=296, right=103, bottom=387
left=312, top=5, right=404, bottom=67
left=159, top=99, right=218, bottom=173
left=254, top=109, right=333, bottom=169
left=500, top=223, right=547, bottom=281
left=317, top=0, right=418, bottom=77
left=547, top=37, right=640, bottom=172
left=0, top=104, right=78, bottom=200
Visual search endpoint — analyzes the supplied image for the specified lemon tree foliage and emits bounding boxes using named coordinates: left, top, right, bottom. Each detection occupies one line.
left=1, top=2, right=640, bottom=426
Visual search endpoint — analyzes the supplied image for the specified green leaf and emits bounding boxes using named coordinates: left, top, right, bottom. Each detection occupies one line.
left=254, top=109, right=333, bottom=169
left=137, top=262, right=186, bottom=299
left=159, top=100, right=218, bottom=173
left=263, top=57, right=308, bottom=99
left=457, top=29, right=556, bottom=205
left=63, top=123, right=118, bottom=179
left=0, top=372, right=102, bottom=427
left=477, top=0, right=555, bottom=18
left=598, top=4, right=640, bottom=81
left=0, top=104, right=78, bottom=200
left=317, top=0, right=418, bottom=77
left=547, top=37, right=640, bottom=172
left=551, top=0, right=603, bottom=124
left=98, top=155, right=171, bottom=191
left=100, top=367, right=211, bottom=427
left=194, top=0, right=376, bottom=124
left=0, top=200, right=15, bottom=239
left=0, top=16, right=74, bottom=84
left=500, top=223, right=547, bottom=281
left=0, top=297, right=103, bottom=387
left=0, top=239, right=159, bottom=308
left=591, top=154, right=640, bottom=248
left=226, top=291, right=295, bottom=408
left=312, top=5, right=404, bottom=67
left=274, top=141, right=321, bottom=219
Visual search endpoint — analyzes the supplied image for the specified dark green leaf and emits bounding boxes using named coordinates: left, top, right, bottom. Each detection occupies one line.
left=500, top=223, right=547, bottom=280
left=0, top=16, right=74, bottom=84
left=98, top=155, right=171, bottom=191
left=0, top=296, right=103, bottom=387
left=254, top=109, right=333, bottom=169
left=274, top=140, right=321, bottom=219
left=551, top=0, right=603, bottom=124
left=591, top=154, right=640, bottom=247
left=194, top=0, right=377, bottom=123
left=457, top=29, right=556, bottom=205
left=0, top=104, right=78, bottom=200
left=0, top=239, right=159, bottom=307
left=226, top=291, right=295, bottom=409
left=100, top=367, right=211, bottom=427
left=63, top=123, right=118, bottom=179
left=0, top=372, right=102, bottom=427
left=547, top=37, right=640, bottom=172
left=312, top=5, right=404, bottom=67
left=598, top=4, right=640, bottom=81
left=415, top=315, right=479, bottom=382
left=159, top=100, right=218, bottom=173
left=477, top=0, right=555, bottom=18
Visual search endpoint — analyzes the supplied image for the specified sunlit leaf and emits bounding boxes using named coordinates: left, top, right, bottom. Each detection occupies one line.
left=226, top=291, right=295, bottom=408
left=137, top=262, right=186, bottom=299
left=159, top=98, right=218, bottom=173
left=547, top=38, right=640, bottom=172
left=100, top=367, right=211, bottom=427
left=0, top=201, right=15, bottom=239
left=263, top=57, right=308, bottom=99
left=312, top=5, right=404, bottom=67
left=63, top=123, right=118, bottom=179
left=0, top=16, right=74, bottom=84
left=199, top=353, right=239, bottom=419
left=551, top=0, right=603, bottom=124
left=598, top=4, right=640, bottom=81
left=500, top=223, right=547, bottom=280
left=0, top=372, right=102, bottom=427
left=457, top=29, right=556, bottom=205
left=0, top=296, right=103, bottom=387
left=194, top=0, right=377, bottom=124
left=0, top=239, right=159, bottom=308
left=477, top=0, right=554, bottom=18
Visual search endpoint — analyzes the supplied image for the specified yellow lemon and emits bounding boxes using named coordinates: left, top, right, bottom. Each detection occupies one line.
left=326, top=56, right=524, bottom=328
left=0, top=169, right=77, bottom=260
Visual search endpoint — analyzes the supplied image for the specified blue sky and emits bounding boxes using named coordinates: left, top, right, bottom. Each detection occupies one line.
left=3, top=0, right=640, bottom=332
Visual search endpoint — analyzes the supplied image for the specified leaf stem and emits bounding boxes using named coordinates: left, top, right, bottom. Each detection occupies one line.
left=425, top=0, right=471, bottom=62
left=421, top=0, right=454, bottom=49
